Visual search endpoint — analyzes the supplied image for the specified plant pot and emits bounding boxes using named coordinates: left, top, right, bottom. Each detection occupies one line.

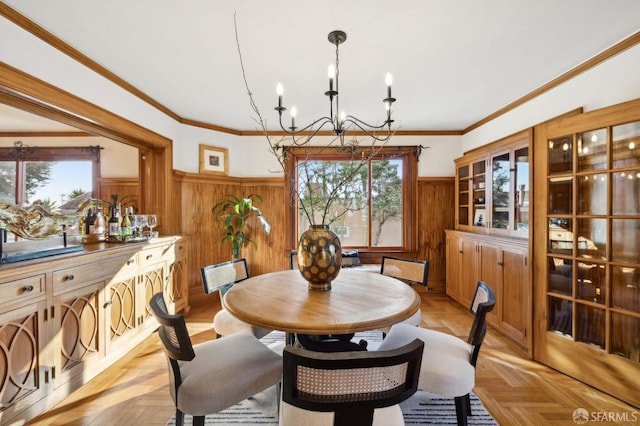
left=296, top=224, right=342, bottom=291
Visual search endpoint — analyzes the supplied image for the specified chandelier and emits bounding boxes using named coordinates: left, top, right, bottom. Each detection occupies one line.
left=275, top=30, right=396, bottom=145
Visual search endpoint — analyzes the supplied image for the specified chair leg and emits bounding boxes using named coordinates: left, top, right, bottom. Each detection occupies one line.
left=464, top=393, right=472, bottom=416
left=276, top=382, right=282, bottom=418
left=175, top=409, right=184, bottom=426
left=193, top=415, right=205, bottom=426
left=454, top=396, right=468, bottom=426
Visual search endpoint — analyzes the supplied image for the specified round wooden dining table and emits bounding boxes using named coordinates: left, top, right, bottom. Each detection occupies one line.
left=223, top=268, right=421, bottom=340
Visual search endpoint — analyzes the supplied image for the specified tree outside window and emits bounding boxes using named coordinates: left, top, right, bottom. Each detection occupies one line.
left=293, top=148, right=412, bottom=250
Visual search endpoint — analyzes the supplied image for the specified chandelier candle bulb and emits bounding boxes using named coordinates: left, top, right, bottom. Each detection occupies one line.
left=385, top=72, right=393, bottom=98
left=290, top=106, right=297, bottom=130
left=276, top=83, right=283, bottom=109
left=328, top=64, right=335, bottom=92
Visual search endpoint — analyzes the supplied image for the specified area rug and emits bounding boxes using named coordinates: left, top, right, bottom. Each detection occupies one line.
left=166, top=331, right=498, bottom=425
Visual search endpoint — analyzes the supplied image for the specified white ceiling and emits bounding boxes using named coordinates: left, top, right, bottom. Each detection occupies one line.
left=2, top=0, right=640, bottom=133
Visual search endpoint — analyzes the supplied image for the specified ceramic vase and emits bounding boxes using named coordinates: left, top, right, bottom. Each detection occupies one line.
left=296, top=224, right=342, bottom=291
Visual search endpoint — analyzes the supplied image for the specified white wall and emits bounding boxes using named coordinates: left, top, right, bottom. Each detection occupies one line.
left=2, top=15, right=639, bottom=178
left=462, top=44, right=640, bottom=152
left=173, top=125, right=462, bottom=177
left=0, top=136, right=138, bottom=178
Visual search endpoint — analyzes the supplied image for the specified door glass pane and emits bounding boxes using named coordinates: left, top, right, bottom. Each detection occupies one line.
left=611, top=313, right=640, bottom=362
left=549, top=296, right=572, bottom=336
left=549, top=257, right=573, bottom=295
left=548, top=136, right=573, bottom=174
left=612, top=171, right=640, bottom=215
left=576, top=262, right=605, bottom=304
left=576, top=304, right=605, bottom=349
left=577, top=218, right=606, bottom=259
left=0, top=161, right=17, bottom=203
left=514, top=148, right=529, bottom=232
left=577, top=129, right=607, bottom=171
left=577, top=173, right=607, bottom=215
left=458, top=165, right=469, bottom=226
left=371, top=159, right=402, bottom=247
left=611, top=219, right=640, bottom=264
left=612, top=121, right=640, bottom=169
left=548, top=177, right=572, bottom=214
left=612, top=266, right=639, bottom=313
left=492, top=153, right=510, bottom=229
left=549, top=218, right=573, bottom=255
left=472, top=161, right=486, bottom=228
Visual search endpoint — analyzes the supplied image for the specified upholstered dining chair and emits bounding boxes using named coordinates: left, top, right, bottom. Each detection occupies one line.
left=379, top=256, right=430, bottom=334
left=201, top=258, right=271, bottom=338
left=377, top=281, right=496, bottom=426
left=149, top=293, right=282, bottom=426
left=280, top=338, right=424, bottom=426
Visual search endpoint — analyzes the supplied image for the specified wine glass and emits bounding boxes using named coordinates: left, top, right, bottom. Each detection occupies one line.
left=147, top=214, right=157, bottom=238
left=135, top=214, right=148, bottom=238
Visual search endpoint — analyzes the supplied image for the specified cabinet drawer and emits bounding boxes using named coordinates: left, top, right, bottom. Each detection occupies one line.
left=0, top=275, right=45, bottom=305
left=53, top=256, right=131, bottom=290
left=112, top=253, right=138, bottom=281
left=139, top=245, right=168, bottom=267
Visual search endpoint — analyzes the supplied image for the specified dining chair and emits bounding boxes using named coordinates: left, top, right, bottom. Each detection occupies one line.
left=149, top=293, right=282, bottom=426
left=379, top=256, right=430, bottom=334
left=280, top=338, right=424, bottom=426
left=377, top=281, right=496, bottom=426
left=201, top=258, right=271, bottom=339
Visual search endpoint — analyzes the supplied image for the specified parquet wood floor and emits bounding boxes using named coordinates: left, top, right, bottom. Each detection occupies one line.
left=26, top=294, right=639, bottom=425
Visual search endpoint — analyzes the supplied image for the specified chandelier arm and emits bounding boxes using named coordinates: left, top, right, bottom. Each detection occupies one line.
left=344, top=116, right=393, bottom=130
left=278, top=114, right=335, bottom=135
left=343, top=118, right=394, bottom=142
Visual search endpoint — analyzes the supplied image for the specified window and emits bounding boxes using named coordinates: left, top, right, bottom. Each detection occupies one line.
left=288, top=146, right=417, bottom=251
left=0, top=144, right=99, bottom=240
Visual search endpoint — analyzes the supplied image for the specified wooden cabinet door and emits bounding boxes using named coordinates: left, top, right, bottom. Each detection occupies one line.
left=138, top=262, right=166, bottom=330
left=446, top=234, right=462, bottom=302
left=0, top=301, right=48, bottom=423
left=460, top=237, right=479, bottom=308
left=500, top=247, right=528, bottom=347
left=163, top=241, right=188, bottom=314
left=52, top=281, right=105, bottom=388
left=478, top=243, right=500, bottom=326
left=106, top=274, right=138, bottom=350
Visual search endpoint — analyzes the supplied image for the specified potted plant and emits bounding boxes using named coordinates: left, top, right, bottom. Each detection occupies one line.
left=212, top=194, right=271, bottom=259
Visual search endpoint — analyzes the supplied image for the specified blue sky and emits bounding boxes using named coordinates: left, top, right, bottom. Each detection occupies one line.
left=30, top=161, right=92, bottom=204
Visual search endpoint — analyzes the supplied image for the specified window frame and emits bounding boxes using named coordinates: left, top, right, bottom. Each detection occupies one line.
left=284, top=146, right=418, bottom=258
left=0, top=145, right=101, bottom=205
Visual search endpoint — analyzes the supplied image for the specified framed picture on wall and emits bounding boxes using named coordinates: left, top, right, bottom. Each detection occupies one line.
left=199, top=144, right=228, bottom=175
left=474, top=208, right=486, bottom=227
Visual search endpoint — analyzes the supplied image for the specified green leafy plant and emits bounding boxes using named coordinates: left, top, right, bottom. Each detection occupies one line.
left=212, top=194, right=271, bottom=259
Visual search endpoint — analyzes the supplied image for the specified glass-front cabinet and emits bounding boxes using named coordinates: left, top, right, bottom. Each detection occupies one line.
left=534, top=99, right=640, bottom=408
left=546, top=122, right=640, bottom=359
left=455, top=130, right=530, bottom=237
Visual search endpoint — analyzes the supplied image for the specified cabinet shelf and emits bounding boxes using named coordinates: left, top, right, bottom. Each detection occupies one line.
left=455, top=130, right=531, bottom=237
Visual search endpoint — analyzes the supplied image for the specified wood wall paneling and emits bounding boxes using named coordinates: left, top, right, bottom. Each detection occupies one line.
left=417, top=177, right=455, bottom=293
left=179, top=173, right=455, bottom=306
left=176, top=172, right=287, bottom=307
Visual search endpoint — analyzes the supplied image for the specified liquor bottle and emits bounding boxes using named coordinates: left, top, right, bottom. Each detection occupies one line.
left=127, top=207, right=136, bottom=237
left=94, top=207, right=106, bottom=235
left=108, top=206, right=121, bottom=239
left=120, top=206, right=132, bottom=238
left=79, top=214, right=86, bottom=235
left=85, top=208, right=96, bottom=234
